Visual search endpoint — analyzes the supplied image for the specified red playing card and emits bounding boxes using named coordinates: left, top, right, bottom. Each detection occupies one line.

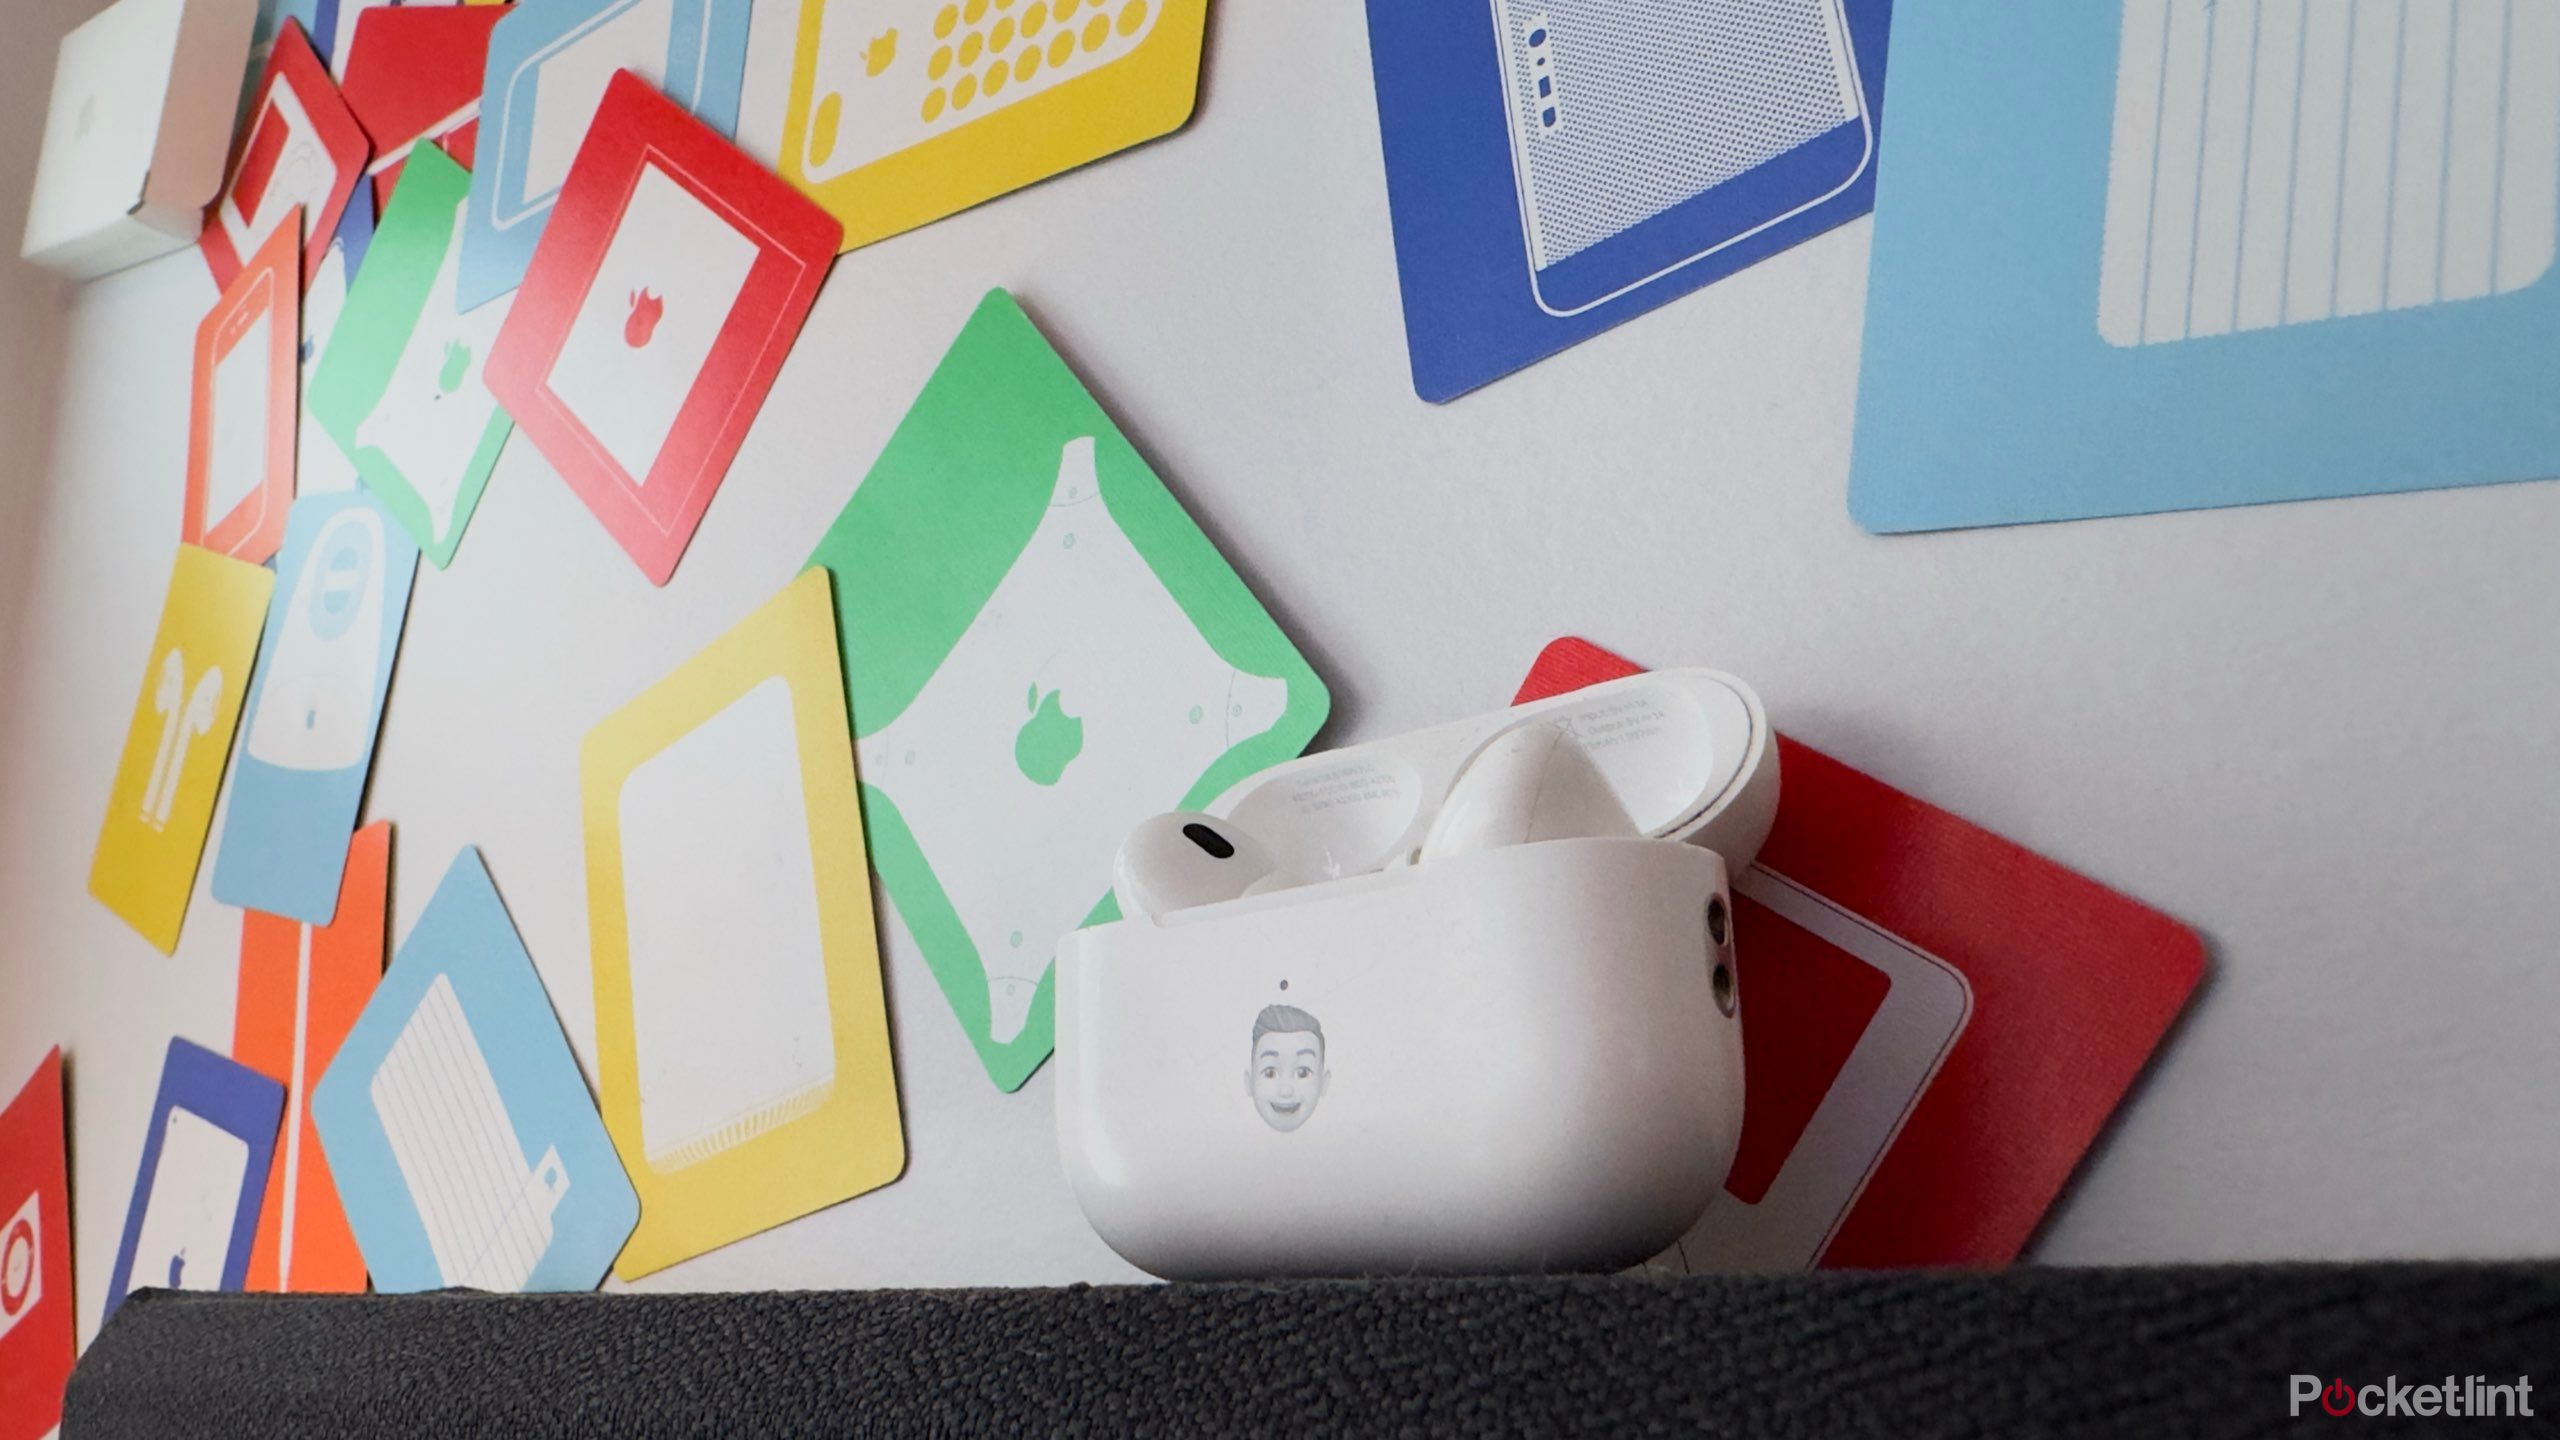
left=486, top=71, right=842, bottom=586
left=0, top=1050, right=74, bottom=1440
left=337, top=4, right=504, bottom=206
left=183, top=214, right=301, bottom=566
left=203, top=21, right=370, bottom=293
left=1517, top=638, right=2205, bottom=1268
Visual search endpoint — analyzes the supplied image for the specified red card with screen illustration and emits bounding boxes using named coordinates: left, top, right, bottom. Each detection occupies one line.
left=486, top=71, right=840, bottom=585
left=1516, top=638, right=2205, bottom=1268
left=0, top=1049, right=74, bottom=1440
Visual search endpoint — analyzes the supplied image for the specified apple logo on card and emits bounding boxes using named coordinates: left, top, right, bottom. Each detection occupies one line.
left=625, top=289, right=663, bottom=348
left=1015, top=684, right=1082, bottom=786
left=864, top=29, right=897, bottom=76
left=437, top=341, right=470, bottom=395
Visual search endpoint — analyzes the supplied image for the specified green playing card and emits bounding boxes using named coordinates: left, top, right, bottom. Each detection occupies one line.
left=806, top=289, right=1330, bottom=1092
left=306, top=144, right=513, bottom=568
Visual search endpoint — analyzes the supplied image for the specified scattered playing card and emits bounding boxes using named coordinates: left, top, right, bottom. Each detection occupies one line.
left=1515, top=637, right=2205, bottom=1269
left=103, top=1038, right=287, bottom=1319
left=203, top=19, right=369, bottom=293
left=233, top=823, right=391, bottom=1293
left=804, top=289, right=1330, bottom=1090
left=581, top=570, right=903, bottom=1277
left=88, top=546, right=277, bottom=954
left=306, top=142, right=514, bottom=568
left=0, top=1050, right=73, bottom=1440
left=488, top=70, right=839, bottom=584
left=211, top=493, right=418, bottom=924
left=184, top=214, right=300, bottom=565
left=311, top=848, right=638, bottom=1293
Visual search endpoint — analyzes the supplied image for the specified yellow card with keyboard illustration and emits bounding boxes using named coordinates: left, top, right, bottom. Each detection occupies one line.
left=89, top=545, right=277, bottom=954
left=780, top=0, right=1207, bottom=250
left=580, top=568, right=904, bottom=1277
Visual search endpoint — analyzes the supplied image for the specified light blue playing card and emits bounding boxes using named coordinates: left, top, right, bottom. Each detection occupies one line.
left=1850, top=0, right=2560, bottom=531
left=211, top=492, right=417, bottom=925
left=310, top=848, right=638, bottom=1293
left=456, top=0, right=754, bottom=313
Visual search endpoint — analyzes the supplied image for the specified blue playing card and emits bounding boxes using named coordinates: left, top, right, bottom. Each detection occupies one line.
left=211, top=493, right=418, bottom=925
left=1850, top=0, right=2560, bottom=532
left=103, top=1039, right=286, bottom=1320
left=311, top=848, right=637, bottom=1293
left=1366, top=0, right=1894, bottom=401
left=456, top=0, right=754, bottom=313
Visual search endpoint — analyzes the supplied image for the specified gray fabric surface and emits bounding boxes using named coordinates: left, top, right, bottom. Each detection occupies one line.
left=64, top=1264, right=2560, bottom=1437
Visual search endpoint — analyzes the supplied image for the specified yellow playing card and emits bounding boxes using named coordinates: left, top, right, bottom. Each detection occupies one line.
left=580, top=568, right=904, bottom=1278
left=89, top=545, right=276, bottom=954
left=778, top=0, right=1207, bottom=251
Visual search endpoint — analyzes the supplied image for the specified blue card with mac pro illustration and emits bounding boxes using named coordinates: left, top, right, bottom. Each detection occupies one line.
left=457, top=0, right=753, bottom=313
left=211, top=493, right=418, bottom=926
left=1367, top=0, right=1893, bottom=402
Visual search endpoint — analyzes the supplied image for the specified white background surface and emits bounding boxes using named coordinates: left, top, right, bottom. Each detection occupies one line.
left=4, top=0, right=2559, bottom=1357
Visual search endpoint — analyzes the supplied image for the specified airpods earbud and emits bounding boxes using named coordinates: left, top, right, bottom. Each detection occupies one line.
left=1417, top=723, right=1637, bottom=861
left=1112, top=813, right=1296, bottom=921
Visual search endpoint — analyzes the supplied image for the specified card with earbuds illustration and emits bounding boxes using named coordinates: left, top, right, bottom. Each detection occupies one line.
left=580, top=569, right=903, bottom=1276
left=805, top=289, right=1331, bottom=1091
left=103, top=1038, right=286, bottom=1322
left=777, top=0, right=1208, bottom=252
left=307, top=142, right=515, bottom=569
left=0, top=1050, right=73, bottom=1440
left=203, top=19, right=370, bottom=294
left=487, top=70, right=841, bottom=585
left=312, top=848, right=639, bottom=1293
left=1365, top=0, right=1894, bottom=401
left=211, top=493, right=419, bottom=925
left=459, top=0, right=755, bottom=312
left=1515, top=638, right=2205, bottom=1269
left=89, top=545, right=276, bottom=954
left=184, top=214, right=301, bottom=568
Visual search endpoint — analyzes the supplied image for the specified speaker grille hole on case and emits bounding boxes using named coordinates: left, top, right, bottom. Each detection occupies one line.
left=1712, top=960, right=1736, bottom=1017
left=1705, top=895, right=1728, bottom=947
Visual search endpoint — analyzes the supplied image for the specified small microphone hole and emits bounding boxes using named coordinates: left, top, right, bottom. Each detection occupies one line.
left=1181, top=822, right=1235, bottom=859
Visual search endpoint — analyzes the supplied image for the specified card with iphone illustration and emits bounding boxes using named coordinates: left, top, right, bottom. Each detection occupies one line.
left=204, top=20, right=369, bottom=293
left=488, top=71, right=839, bottom=584
left=1515, top=638, right=2205, bottom=1268
left=185, top=216, right=301, bottom=566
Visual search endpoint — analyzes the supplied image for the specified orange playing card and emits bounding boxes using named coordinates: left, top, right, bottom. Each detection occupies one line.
left=233, top=822, right=391, bottom=1292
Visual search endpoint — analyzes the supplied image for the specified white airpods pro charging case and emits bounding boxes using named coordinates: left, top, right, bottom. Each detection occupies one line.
left=1056, top=670, right=1777, bottom=1279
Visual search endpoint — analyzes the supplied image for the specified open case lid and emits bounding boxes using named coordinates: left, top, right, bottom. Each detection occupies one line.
left=1212, top=668, right=1776, bottom=882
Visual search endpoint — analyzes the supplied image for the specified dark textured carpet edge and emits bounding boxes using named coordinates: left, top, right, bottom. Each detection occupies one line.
left=64, top=1264, right=2560, bottom=1438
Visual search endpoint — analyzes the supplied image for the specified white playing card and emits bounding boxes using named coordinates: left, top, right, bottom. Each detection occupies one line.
left=545, top=163, right=758, bottom=487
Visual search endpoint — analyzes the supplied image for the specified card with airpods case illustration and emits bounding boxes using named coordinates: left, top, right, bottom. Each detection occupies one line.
left=89, top=545, right=277, bottom=954
left=211, top=494, right=419, bottom=925
left=805, top=289, right=1329, bottom=1091
left=308, top=142, right=515, bottom=568
left=1516, top=638, right=2205, bottom=1269
left=778, top=0, right=1207, bottom=252
left=487, top=71, right=840, bottom=585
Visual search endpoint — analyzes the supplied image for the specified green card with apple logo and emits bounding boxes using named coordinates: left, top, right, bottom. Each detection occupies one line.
left=307, top=143, right=515, bottom=569
left=806, top=289, right=1330, bottom=1091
